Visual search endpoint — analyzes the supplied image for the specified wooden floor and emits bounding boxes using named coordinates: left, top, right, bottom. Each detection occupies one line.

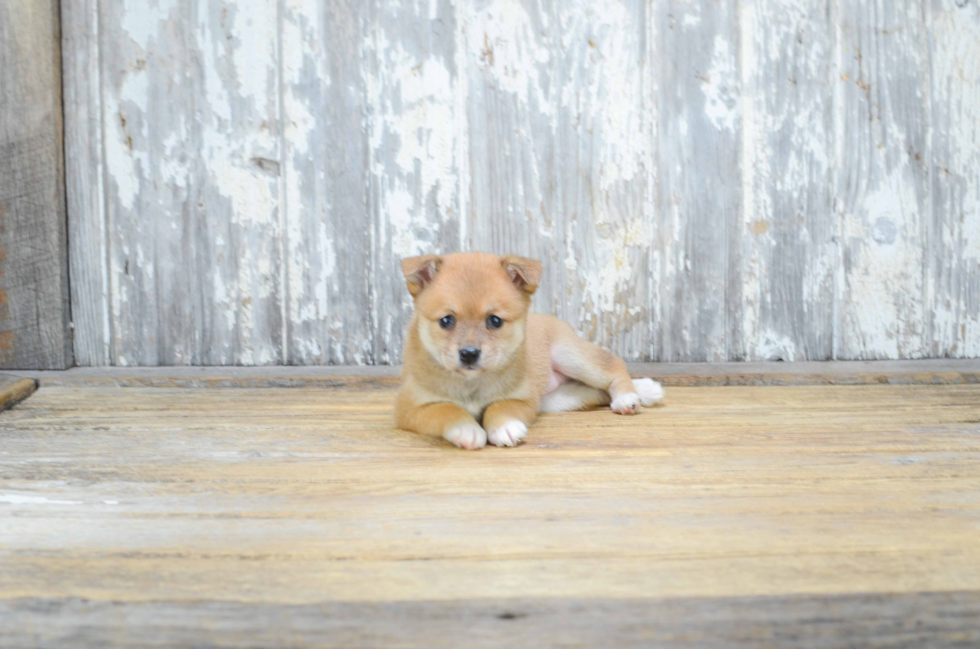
left=2, top=381, right=980, bottom=647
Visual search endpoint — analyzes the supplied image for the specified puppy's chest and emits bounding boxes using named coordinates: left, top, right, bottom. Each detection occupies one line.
left=439, top=377, right=526, bottom=418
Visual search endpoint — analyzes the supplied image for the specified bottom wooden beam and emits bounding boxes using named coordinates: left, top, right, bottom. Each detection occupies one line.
left=8, top=359, right=980, bottom=388
left=2, top=591, right=978, bottom=649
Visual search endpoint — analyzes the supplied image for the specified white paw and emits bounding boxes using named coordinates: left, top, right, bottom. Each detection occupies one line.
left=487, top=420, right=528, bottom=447
left=444, top=423, right=487, bottom=450
left=632, top=378, right=664, bottom=406
left=611, top=392, right=641, bottom=415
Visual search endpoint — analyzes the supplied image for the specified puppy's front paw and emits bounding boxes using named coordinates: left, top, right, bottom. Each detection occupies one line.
left=444, top=423, right=487, bottom=450
left=611, top=392, right=641, bottom=415
left=632, top=378, right=664, bottom=406
left=487, top=420, right=528, bottom=447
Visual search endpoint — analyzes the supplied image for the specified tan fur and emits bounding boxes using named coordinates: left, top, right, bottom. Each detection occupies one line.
left=396, top=252, right=662, bottom=449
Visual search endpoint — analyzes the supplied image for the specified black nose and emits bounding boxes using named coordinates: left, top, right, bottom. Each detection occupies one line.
left=459, top=346, right=481, bottom=366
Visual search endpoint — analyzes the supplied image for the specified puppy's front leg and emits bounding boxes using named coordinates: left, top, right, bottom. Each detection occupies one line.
left=397, top=393, right=486, bottom=450
left=483, top=399, right=537, bottom=447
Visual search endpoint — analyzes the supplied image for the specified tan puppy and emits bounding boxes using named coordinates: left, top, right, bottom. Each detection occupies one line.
left=396, top=252, right=664, bottom=449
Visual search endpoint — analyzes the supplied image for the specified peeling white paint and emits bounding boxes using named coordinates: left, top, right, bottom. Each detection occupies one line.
left=703, top=36, right=739, bottom=132
left=582, top=219, right=651, bottom=314
left=67, top=0, right=980, bottom=365
left=834, top=0, right=934, bottom=360
left=467, top=0, right=553, bottom=114
left=120, top=0, right=176, bottom=49
left=928, top=2, right=980, bottom=358
left=365, top=0, right=466, bottom=364
left=739, top=0, right=762, bottom=357
left=754, top=331, right=798, bottom=362
left=843, top=169, right=926, bottom=358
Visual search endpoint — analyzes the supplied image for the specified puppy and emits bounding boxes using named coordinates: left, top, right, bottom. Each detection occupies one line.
left=396, top=252, right=664, bottom=449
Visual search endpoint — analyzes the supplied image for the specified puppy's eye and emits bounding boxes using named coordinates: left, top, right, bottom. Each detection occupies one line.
left=439, top=315, right=456, bottom=330
left=486, top=315, right=504, bottom=330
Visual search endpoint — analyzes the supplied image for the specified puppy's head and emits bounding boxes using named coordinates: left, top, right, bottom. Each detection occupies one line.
left=402, top=252, right=542, bottom=377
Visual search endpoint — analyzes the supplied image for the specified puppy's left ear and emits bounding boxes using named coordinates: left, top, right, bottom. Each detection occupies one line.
left=501, top=255, right=542, bottom=296
left=401, top=255, right=442, bottom=297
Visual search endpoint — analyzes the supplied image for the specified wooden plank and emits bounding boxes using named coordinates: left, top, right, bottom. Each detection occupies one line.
left=1, top=384, right=978, bottom=605
left=3, top=592, right=979, bottom=649
left=0, top=0, right=72, bottom=370
left=463, top=0, right=560, bottom=340
left=367, top=0, right=464, bottom=364
left=282, top=0, right=374, bottom=365
left=7, top=359, right=980, bottom=388
left=656, top=1, right=742, bottom=362
left=98, top=0, right=283, bottom=365
left=926, top=0, right=980, bottom=358
left=739, top=0, right=836, bottom=361
left=465, top=0, right=654, bottom=361
left=835, top=0, right=931, bottom=359
left=62, top=0, right=110, bottom=366
left=0, top=374, right=36, bottom=411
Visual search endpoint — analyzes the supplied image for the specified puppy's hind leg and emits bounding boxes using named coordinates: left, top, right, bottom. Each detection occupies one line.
left=632, top=378, right=665, bottom=406
left=539, top=382, right=610, bottom=413
left=549, top=322, right=648, bottom=415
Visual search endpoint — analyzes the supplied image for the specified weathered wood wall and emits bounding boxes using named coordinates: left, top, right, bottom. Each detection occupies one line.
left=0, top=0, right=73, bottom=370
left=62, top=0, right=979, bottom=366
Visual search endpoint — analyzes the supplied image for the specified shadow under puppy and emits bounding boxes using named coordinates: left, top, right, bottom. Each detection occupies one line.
left=396, top=252, right=664, bottom=450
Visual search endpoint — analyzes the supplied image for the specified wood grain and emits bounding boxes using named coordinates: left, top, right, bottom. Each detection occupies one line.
left=62, top=0, right=109, bottom=366
left=657, top=0, right=742, bottom=362
left=61, top=1, right=980, bottom=365
left=1, top=384, right=978, bottom=603
left=466, top=0, right=654, bottom=361
left=3, top=592, right=979, bottom=648
left=366, top=0, right=465, bottom=365
left=464, top=0, right=560, bottom=336
left=282, top=0, right=374, bottom=365
left=835, top=0, right=931, bottom=359
left=0, top=0, right=72, bottom=370
left=1, top=383, right=978, bottom=644
left=926, top=0, right=980, bottom=358
left=98, top=0, right=284, bottom=365
left=740, top=0, right=836, bottom=361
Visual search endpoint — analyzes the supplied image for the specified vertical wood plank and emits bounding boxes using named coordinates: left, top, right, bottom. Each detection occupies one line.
left=557, top=0, right=653, bottom=361
left=464, top=0, right=561, bottom=326
left=466, top=0, right=654, bottom=362
left=63, top=0, right=110, bottom=366
left=739, top=0, right=836, bottom=361
left=100, top=0, right=283, bottom=365
left=282, top=0, right=373, bottom=364
left=926, top=0, right=980, bottom=358
left=835, top=0, right=931, bottom=359
left=657, top=0, right=742, bottom=362
left=0, top=0, right=73, bottom=369
left=367, top=0, right=464, bottom=364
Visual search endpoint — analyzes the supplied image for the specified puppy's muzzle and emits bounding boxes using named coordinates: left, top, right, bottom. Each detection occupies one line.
left=458, top=346, right=481, bottom=367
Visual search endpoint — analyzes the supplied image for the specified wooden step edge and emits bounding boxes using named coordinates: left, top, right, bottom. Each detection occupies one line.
left=5, top=361, right=980, bottom=389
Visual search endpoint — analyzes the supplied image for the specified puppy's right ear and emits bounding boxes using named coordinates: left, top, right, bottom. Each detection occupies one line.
left=401, top=255, right=442, bottom=297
